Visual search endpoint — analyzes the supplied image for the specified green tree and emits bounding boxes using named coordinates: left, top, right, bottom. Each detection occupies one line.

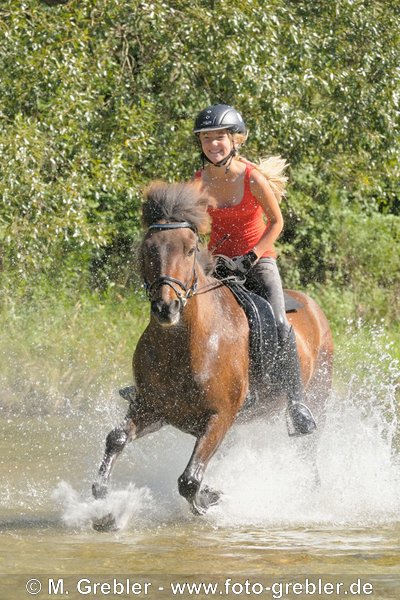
left=0, top=0, right=399, bottom=321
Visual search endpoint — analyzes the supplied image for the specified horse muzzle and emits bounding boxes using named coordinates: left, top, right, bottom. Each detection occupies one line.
left=146, top=273, right=197, bottom=327
left=151, top=299, right=181, bottom=327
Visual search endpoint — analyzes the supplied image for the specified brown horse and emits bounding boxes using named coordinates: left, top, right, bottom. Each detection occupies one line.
left=92, top=180, right=333, bottom=526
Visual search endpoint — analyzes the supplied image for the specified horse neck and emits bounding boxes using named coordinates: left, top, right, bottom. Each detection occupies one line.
left=184, top=271, right=228, bottom=329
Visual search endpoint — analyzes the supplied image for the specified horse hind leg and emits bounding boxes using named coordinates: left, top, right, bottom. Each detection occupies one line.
left=293, top=432, right=321, bottom=492
left=298, top=348, right=334, bottom=493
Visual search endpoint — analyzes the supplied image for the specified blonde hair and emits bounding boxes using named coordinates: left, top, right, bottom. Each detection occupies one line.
left=231, top=132, right=289, bottom=202
left=251, top=156, right=289, bottom=203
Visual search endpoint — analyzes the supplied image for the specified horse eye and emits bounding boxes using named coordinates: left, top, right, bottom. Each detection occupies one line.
left=187, top=247, right=196, bottom=257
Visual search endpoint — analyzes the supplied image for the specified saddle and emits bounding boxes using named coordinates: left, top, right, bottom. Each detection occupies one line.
left=224, top=280, right=278, bottom=385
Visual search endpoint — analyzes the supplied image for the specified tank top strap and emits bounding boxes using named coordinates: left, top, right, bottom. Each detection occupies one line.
left=243, top=161, right=255, bottom=194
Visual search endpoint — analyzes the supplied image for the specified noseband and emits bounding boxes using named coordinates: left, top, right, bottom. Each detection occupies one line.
left=144, top=222, right=198, bottom=308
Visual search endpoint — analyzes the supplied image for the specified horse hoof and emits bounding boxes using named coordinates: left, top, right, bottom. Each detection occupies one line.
left=92, top=513, right=118, bottom=532
left=201, top=485, right=222, bottom=507
left=191, top=485, right=222, bottom=516
left=190, top=501, right=207, bottom=517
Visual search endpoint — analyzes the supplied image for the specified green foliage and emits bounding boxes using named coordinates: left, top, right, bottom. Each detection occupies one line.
left=336, top=211, right=400, bottom=323
left=0, top=0, right=399, bottom=322
left=279, top=165, right=400, bottom=325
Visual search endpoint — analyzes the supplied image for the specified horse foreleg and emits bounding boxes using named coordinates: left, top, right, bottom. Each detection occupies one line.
left=178, top=413, right=229, bottom=516
left=92, top=418, right=134, bottom=501
left=92, top=403, right=162, bottom=532
left=92, top=402, right=162, bottom=500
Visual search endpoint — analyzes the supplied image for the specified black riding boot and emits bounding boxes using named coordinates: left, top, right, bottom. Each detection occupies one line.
left=279, top=328, right=317, bottom=436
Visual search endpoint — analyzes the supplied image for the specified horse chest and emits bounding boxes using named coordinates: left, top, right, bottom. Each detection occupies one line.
left=135, top=331, right=199, bottom=393
left=133, top=309, right=249, bottom=432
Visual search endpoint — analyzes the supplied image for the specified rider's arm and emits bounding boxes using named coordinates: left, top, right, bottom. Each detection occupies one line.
left=249, top=168, right=284, bottom=258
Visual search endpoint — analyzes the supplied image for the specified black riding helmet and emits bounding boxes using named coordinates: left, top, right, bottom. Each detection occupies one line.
left=193, top=104, right=247, bottom=169
left=193, top=103, right=247, bottom=135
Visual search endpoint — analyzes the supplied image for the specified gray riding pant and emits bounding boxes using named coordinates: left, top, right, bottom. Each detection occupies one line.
left=244, top=258, right=290, bottom=343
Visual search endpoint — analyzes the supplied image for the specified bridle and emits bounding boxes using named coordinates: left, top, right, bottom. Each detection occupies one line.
left=143, top=222, right=199, bottom=308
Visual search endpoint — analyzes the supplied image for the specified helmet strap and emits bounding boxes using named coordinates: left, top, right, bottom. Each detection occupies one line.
left=200, top=147, right=237, bottom=171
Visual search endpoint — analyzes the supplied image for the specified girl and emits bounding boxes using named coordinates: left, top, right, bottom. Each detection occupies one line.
left=193, top=103, right=316, bottom=436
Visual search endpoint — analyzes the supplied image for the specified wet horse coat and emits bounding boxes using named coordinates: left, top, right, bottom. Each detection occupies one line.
left=92, top=181, right=333, bottom=524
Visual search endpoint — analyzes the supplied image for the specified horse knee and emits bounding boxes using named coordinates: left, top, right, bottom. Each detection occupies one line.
left=105, top=427, right=129, bottom=454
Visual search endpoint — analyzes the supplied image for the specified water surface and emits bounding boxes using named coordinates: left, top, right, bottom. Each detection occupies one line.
left=1, top=353, right=399, bottom=599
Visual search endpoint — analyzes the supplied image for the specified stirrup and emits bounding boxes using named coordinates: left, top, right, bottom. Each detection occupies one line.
left=286, top=402, right=317, bottom=437
left=119, top=386, right=136, bottom=403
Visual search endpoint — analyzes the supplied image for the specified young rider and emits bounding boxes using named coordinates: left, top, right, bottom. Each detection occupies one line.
left=193, top=103, right=316, bottom=436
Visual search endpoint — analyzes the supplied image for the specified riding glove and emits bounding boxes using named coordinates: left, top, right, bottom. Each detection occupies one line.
left=232, top=250, right=259, bottom=274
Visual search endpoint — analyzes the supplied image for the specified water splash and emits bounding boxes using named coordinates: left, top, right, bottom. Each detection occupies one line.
left=2, top=326, right=399, bottom=533
left=208, top=323, right=400, bottom=527
left=207, top=394, right=400, bottom=528
left=53, top=384, right=400, bottom=531
left=52, top=481, right=156, bottom=531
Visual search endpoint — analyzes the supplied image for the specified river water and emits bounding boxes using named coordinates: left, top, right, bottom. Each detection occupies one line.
left=0, top=338, right=399, bottom=600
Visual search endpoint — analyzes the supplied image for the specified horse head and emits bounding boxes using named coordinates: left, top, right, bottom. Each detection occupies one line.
left=140, top=181, right=213, bottom=327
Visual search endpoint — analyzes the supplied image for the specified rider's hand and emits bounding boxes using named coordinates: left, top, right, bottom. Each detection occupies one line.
left=232, top=250, right=259, bottom=274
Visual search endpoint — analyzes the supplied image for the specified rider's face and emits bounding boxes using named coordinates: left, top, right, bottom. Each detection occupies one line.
left=199, top=130, right=233, bottom=164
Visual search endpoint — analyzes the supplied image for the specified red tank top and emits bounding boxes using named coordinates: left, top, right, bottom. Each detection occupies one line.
left=195, top=163, right=276, bottom=259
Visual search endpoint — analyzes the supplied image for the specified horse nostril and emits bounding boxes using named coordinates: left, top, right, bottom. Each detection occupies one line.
left=170, top=299, right=180, bottom=315
left=151, top=300, right=164, bottom=317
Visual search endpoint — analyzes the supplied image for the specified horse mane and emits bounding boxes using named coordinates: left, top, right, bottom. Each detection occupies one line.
left=142, top=180, right=214, bottom=235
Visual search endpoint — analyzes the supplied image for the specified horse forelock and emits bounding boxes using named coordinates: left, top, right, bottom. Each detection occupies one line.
left=142, top=180, right=213, bottom=235
left=139, top=180, right=216, bottom=278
